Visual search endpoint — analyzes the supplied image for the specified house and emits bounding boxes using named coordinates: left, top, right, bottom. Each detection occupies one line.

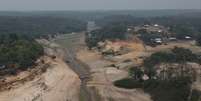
left=152, top=38, right=162, bottom=44
left=169, top=37, right=177, bottom=40
left=154, top=24, right=159, bottom=27
left=0, top=65, right=5, bottom=70
left=185, top=36, right=191, bottom=39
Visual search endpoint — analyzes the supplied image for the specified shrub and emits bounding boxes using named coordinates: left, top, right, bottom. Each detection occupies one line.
left=143, top=77, right=192, bottom=101
left=172, top=47, right=197, bottom=62
left=113, top=78, right=142, bottom=89
left=114, top=77, right=193, bottom=101
left=196, top=35, right=201, bottom=46
left=191, top=90, right=201, bottom=101
left=129, top=67, right=144, bottom=81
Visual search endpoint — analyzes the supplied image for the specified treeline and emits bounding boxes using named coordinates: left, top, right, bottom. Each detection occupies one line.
left=0, top=34, right=44, bottom=76
left=96, top=15, right=144, bottom=27
left=96, top=14, right=201, bottom=37
left=0, top=16, right=86, bottom=37
left=0, top=10, right=199, bottom=20
left=86, top=25, right=127, bottom=48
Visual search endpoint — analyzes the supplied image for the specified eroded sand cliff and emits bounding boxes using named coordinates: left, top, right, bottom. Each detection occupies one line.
left=0, top=39, right=81, bottom=101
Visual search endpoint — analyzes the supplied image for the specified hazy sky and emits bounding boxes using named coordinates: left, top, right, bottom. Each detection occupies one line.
left=0, top=0, right=201, bottom=11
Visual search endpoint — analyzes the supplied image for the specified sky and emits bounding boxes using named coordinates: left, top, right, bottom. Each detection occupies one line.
left=0, top=0, right=201, bottom=11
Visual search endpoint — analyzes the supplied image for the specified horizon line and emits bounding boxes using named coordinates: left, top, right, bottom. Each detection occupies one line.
left=0, top=8, right=201, bottom=12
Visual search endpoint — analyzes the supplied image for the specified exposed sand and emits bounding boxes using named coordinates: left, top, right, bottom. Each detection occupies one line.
left=77, top=49, right=152, bottom=101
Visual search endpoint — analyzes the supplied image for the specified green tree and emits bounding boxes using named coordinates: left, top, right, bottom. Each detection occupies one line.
left=129, top=67, right=144, bottom=81
left=172, top=47, right=196, bottom=63
left=0, top=34, right=44, bottom=75
left=196, top=34, right=201, bottom=46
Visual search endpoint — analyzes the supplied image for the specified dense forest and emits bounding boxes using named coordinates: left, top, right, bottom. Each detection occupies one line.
left=0, top=16, right=86, bottom=37
left=86, top=25, right=127, bottom=48
left=0, top=34, right=44, bottom=76
left=0, top=10, right=200, bottom=20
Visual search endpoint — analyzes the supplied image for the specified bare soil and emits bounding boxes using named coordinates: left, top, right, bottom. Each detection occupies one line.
left=77, top=48, right=152, bottom=101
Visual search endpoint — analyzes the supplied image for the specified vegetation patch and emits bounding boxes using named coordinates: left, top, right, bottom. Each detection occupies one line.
left=114, top=77, right=193, bottom=101
left=86, top=25, right=127, bottom=48
left=0, top=34, right=44, bottom=76
left=144, top=77, right=192, bottom=101
left=191, top=90, right=201, bottom=101
left=114, top=78, right=142, bottom=89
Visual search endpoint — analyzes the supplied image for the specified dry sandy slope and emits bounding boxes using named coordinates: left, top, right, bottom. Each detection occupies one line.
left=0, top=40, right=81, bottom=101
left=0, top=58, right=80, bottom=101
